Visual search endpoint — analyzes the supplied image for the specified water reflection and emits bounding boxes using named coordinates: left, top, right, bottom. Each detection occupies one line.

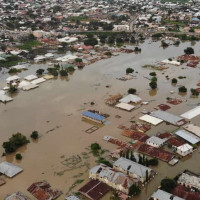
left=149, top=89, right=158, bottom=96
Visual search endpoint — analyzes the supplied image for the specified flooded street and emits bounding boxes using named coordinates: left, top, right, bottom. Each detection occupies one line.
left=0, top=39, right=200, bottom=199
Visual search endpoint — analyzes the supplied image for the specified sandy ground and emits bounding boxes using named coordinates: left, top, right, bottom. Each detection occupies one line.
left=0, top=39, right=200, bottom=199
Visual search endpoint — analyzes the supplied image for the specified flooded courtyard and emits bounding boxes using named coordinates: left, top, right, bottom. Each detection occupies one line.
left=0, top=39, right=200, bottom=199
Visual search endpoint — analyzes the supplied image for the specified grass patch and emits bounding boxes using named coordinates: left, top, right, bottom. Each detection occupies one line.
left=0, top=55, right=23, bottom=68
left=19, top=40, right=41, bottom=51
left=142, top=65, right=162, bottom=70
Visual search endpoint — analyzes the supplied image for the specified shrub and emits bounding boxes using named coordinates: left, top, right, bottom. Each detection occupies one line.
left=16, top=153, right=22, bottom=160
left=68, top=66, right=75, bottom=72
left=126, top=68, right=134, bottom=74
left=128, top=88, right=137, bottom=94
left=179, top=86, right=187, bottom=93
left=30, top=131, right=39, bottom=139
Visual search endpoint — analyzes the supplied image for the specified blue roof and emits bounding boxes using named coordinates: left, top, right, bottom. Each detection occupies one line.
left=82, top=111, right=105, bottom=121
left=192, top=18, right=199, bottom=21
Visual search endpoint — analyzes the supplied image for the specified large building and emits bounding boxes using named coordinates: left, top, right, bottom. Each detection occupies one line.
left=113, top=157, right=152, bottom=183
left=178, top=171, right=200, bottom=190
left=89, top=164, right=134, bottom=194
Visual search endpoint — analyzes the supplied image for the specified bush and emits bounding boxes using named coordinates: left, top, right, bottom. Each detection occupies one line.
left=172, top=78, right=178, bottom=84
left=179, top=86, right=187, bottom=93
left=98, top=157, right=113, bottom=168
left=16, top=153, right=22, bottom=160
left=60, top=69, right=68, bottom=76
left=30, top=131, right=39, bottom=139
left=2, top=133, right=29, bottom=153
left=149, top=72, right=156, bottom=76
left=126, top=68, right=134, bottom=74
left=184, top=47, right=194, bottom=55
left=149, top=81, right=157, bottom=89
left=128, top=88, right=137, bottom=94
left=36, top=69, right=44, bottom=75
left=161, top=178, right=177, bottom=193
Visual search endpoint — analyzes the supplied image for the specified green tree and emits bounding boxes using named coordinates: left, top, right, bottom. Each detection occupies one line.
left=60, top=69, right=68, bottom=76
left=184, top=47, right=194, bottom=55
left=16, top=153, right=22, bottom=160
left=179, top=86, right=187, bottom=93
left=126, top=68, right=134, bottom=74
left=36, top=69, right=44, bottom=75
left=171, top=78, right=178, bottom=84
left=128, top=88, right=137, bottom=94
left=30, top=131, right=39, bottom=139
left=129, top=184, right=141, bottom=196
left=161, top=178, right=177, bottom=193
left=149, top=81, right=157, bottom=89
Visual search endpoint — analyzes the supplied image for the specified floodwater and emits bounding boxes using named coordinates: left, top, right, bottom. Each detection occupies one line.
left=0, top=39, right=200, bottom=199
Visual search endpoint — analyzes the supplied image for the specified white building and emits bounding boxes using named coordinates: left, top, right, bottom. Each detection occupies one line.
left=178, top=172, right=200, bottom=190
left=113, top=157, right=152, bottom=183
left=176, top=143, right=193, bottom=157
left=146, top=136, right=167, bottom=148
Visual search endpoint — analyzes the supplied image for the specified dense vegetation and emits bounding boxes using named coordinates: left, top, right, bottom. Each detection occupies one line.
left=2, top=133, right=30, bottom=153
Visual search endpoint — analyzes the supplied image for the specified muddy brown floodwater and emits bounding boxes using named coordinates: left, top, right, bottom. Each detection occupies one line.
left=0, top=39, right=200, bottom=199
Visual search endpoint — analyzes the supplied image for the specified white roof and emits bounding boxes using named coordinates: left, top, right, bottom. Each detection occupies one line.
left=6, top=75, right=20, bottom=82
left=119, top=94, right=142, bottom=104
left=55, top=54, right=78, bottom=62
left=184, top=124, right=200, bottom=138
left=177, top=143, right=193, bottom=152
left=139, top=114, right=163, bottom=125
left=5, top=191, right=30, bottom=200
left=175, top=130, right=200, bottom=144
left=45, top=53, right=54, bottom=58
left=0, top=90, right=5, bottom=95
left=31, top=77, right=46, bottom=85
left=22, top=84, right=39, bottom=91
left=0, top=94, right=13, bottom=103
left=151, top=189, right=184, bottom=200
left=115, top=102, right=135, bottom=111
left=18, top=80, right=30, bottom=89
left=147, top=136, right=167, bottom=146
left=181, top=106, right=200, bottom=119
left=0, top=161, right=23, bottom=178
left=113, top=157, right=151, bottom=178
left=11, top=64, right=27, bottom=70
left=65, top=195, right=82, bottom=200
left=24, top=74, right=38, bottom=81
